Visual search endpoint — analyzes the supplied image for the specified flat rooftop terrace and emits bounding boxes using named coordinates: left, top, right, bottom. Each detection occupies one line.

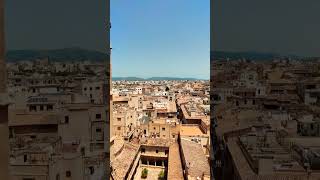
left=180, top=125, right=206, bottom=136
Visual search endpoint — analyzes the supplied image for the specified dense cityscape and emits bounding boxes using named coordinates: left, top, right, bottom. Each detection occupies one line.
left=1, top=0, right=318, bottom=180
left=211, top=58, right=320, bottom=180
left=6, top=59, right=110, bottom=179
left=110, top=79, right=210, bottom=180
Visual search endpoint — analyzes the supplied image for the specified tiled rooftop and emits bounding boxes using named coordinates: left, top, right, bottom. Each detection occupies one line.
left=180, top=138, right=210, bottom=179
left=168, top=142, right=184, bottom=180
left=111, top=143, right=139, bottom=179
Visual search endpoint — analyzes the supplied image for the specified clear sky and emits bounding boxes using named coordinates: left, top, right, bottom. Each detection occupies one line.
left=111, top=0, right=209, bottom=79
left=213, top=0, right=320, bottom=57
left=5, top=0, right=106, bottom=52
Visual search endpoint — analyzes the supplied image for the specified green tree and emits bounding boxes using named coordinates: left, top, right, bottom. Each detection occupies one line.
left=141, top=168, right=148, bottom=179
left=158, top=170, right=165, bottom=180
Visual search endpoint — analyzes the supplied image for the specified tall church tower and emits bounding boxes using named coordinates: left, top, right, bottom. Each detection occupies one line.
left=0, top=0, right=9, bottom=178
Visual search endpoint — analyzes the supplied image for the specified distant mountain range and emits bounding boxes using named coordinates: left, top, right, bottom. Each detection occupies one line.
left=6, top=48, right=310, bottom=62
left=112, top=77, right=205, bottom=81
left=6, top=48, right=107, bottom=62
left=211, top=51, right=302, bottom=60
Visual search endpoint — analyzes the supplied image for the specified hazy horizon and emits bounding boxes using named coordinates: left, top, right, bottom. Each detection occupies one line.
left=112, top=76, right=209, bottom=80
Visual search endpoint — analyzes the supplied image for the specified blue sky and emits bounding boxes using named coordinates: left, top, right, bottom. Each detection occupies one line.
left=111, top=0, right=209, bottom=79
left=6, top=0, right=106, bottom=51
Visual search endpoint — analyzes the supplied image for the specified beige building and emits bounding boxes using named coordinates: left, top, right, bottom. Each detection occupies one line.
left=8, top=97, right=108, bottom=179
left=140, top=118, right=180, bottom=140
left=112, top=106, right=137, bottom=139
left=82, top=80, right=104, bottom=104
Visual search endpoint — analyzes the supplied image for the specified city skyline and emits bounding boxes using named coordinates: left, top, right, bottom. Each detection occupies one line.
left=112, top=76, right=209, bottom=80
left=111, top=0, right=209, bottom=79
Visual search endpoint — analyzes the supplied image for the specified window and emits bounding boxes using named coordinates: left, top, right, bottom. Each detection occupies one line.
left=96, top=114, right=101, bottom=119
left=253, top=100, right=255, bottom=105
left=89, top=166, right=95, bottom=175
left=64, top=116, right=69, bottom=124
left=84, top=87, right=87, bottom=91
left=29, top=105, right=37, bottom=112
left=24, top=154, right=27, bottom=162
left=117, top=127, right=121, bottom=130
left=40, top=105, right=44, bottom=111
left=165, top=150, right=169, bottom=155
left=162, top=128, right=165, bottom=131
left=142, top=148, right=145, bottom=153
left=156, top=150, right=159, bottom=153
left=66, top=171, right=71, bottom=177
left=56, top=174, right=60, bottom=180
left=117, top=118, right=121, bottom=121
left=47, top=105, right=53, bottom=111
left=96, top=87, right=100, bottom=90
left=311, top=124, right=314, bottom=130
left=96, top=128, right=102, bottom=133
left=154, top=127, right=156, bottom=130
left=9, top=129, right=13, bottom=138
left=90, top=87, right=92, bottom=90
